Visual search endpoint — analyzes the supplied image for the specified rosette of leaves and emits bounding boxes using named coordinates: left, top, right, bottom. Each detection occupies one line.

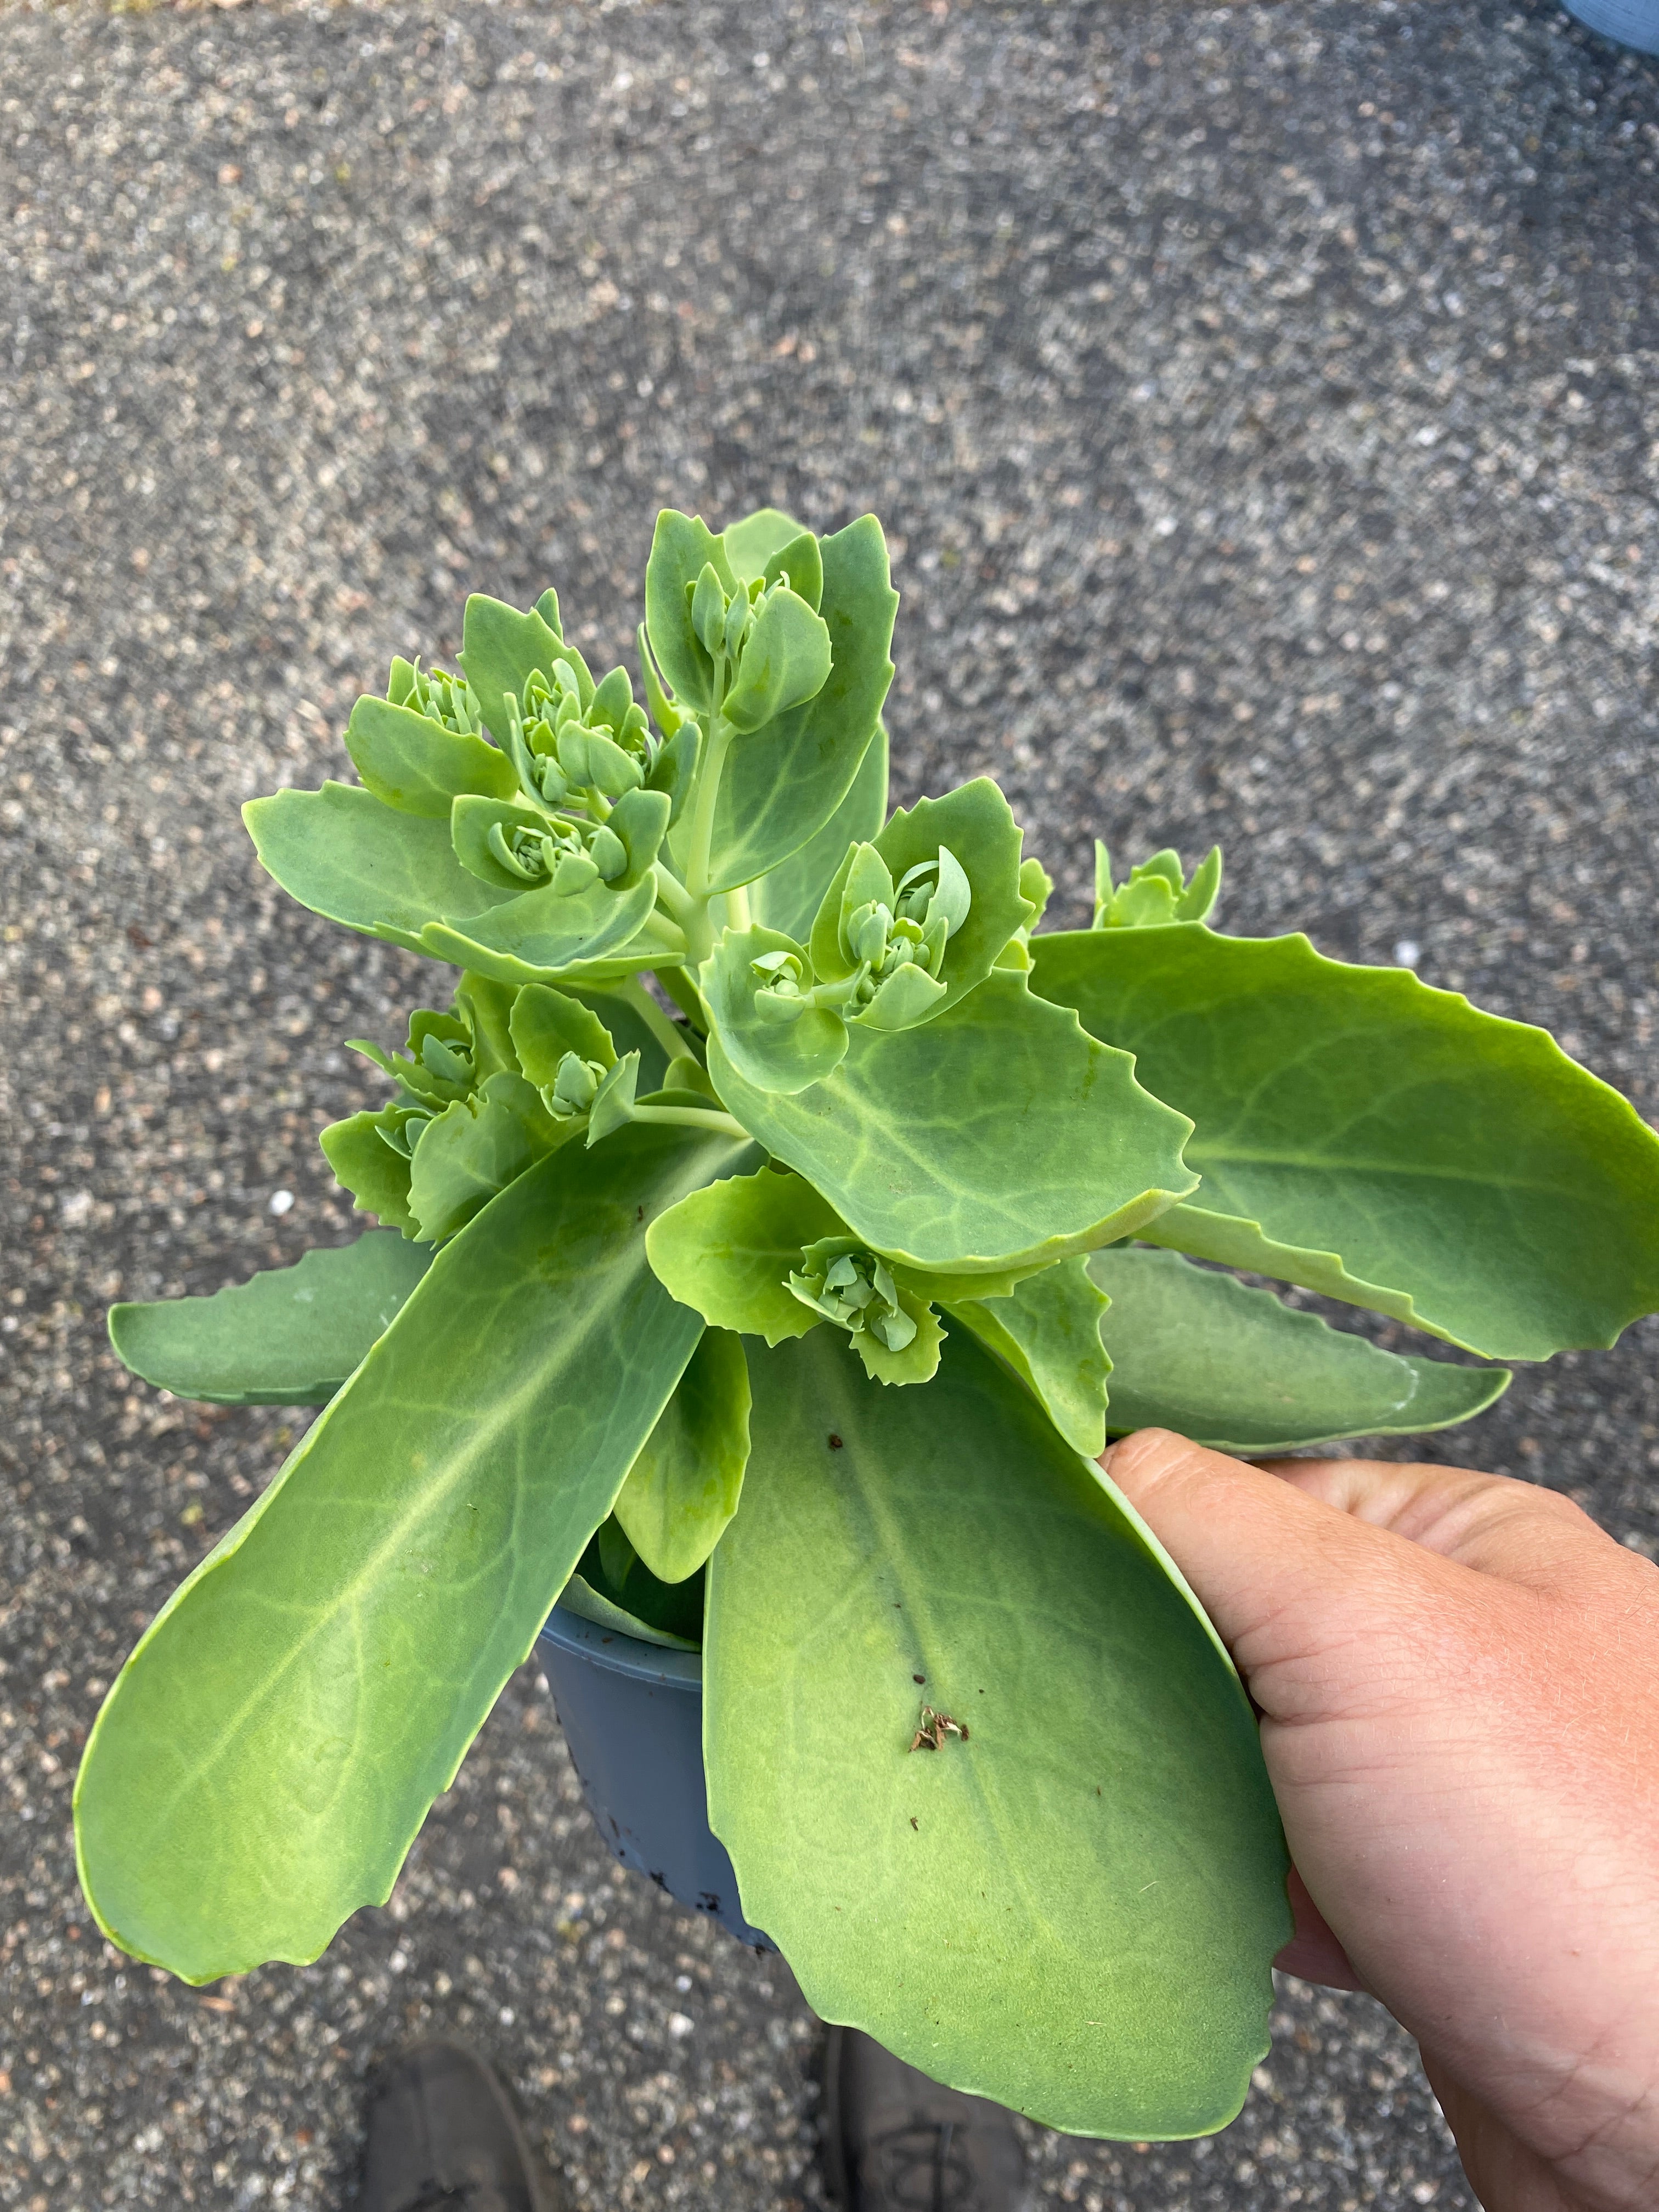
left=80, top=504, right=1659, bottom=2143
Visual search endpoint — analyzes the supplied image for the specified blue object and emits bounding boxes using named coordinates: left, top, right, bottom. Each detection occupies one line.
left=1564, top=0, right=1659, bottom=53
left=533, top=1605, right=775, bottom=1950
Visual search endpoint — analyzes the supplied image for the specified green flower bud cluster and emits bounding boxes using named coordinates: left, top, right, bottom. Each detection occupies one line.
left=543, top=1049, right=607, bottom=1120
left=506, top=662, right=660, bottom=813
left=788, top=1237, right=921, bottom=1355
left=1093, top=840, right=1222, bottom=929
left=388, top=657, right=484, bottom=738
left=341, top=993, right=511, bottom=1179
left=752, top=843, right=972, bottom=1033
left=687, top=551, right=833, bottom=734
left=482, top=806, right=634, bottom=894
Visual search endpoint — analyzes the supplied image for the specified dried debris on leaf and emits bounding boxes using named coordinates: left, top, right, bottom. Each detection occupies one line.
left=909, top=1702, right=969, bottom=1752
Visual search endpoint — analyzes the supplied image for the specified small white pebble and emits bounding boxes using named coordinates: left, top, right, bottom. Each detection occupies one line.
left=500, top=2006, right=515, bottom=2025
left=1393, top=939, right=1420, bottom=969
left=269, top=1189, right=295, bottom=1216
left=60, top=1190, right=93, bottom=1227
left=668, top=2011, right=694, bottom=2038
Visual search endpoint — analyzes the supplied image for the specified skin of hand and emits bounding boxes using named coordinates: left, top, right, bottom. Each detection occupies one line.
left=1101, top=1430, right=1659, bottom=2212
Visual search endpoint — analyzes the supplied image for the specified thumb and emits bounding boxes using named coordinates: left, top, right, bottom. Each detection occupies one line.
left=1101, top=1427, right=1474, bottom=1716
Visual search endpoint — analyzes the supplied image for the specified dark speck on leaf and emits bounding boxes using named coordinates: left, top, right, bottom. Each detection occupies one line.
left=637, top=1204, right=645, bottom=1221
left=913, top=1674, right=926, bottom=1684
left=828, top=1434, right=843, bottom=1449
left=910, top=1816, right=918, bottom=1830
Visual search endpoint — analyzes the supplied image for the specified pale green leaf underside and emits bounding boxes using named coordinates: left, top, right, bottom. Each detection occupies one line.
left=74, top=1126, right=746, bottom=1983
left=108, top=1235, right=433, bottom=1407
left=1090, top=1246, right=1508, bottom=1454
left=706, top=1330, right=1290, bottom=2139
left=708, top=970, right=1197, bottom=1276
left=1030, top=926, right=1659, bottom=1360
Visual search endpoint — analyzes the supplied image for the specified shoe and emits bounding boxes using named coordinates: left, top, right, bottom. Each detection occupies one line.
left=359, top=2040, right=566, bottom=2212
left=821, top=2025, right=1031, bottom=2212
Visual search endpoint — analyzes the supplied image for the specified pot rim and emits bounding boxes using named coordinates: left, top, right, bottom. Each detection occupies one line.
left=536, top=1601, right=703, bottom=1689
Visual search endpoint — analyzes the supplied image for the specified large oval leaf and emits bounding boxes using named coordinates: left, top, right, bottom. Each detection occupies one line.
left=1030, top=926, right=1659, bottom=1360
left=1089, top=1245, right=1508, bottom=1453
left=705, top=1330, right=1290, bottom=2138
left=708, top=970, right=1196, bottom=1276
left=74, top=1125, right=747, bottom=1983
left=108, top=1234, right=433, bottom=1407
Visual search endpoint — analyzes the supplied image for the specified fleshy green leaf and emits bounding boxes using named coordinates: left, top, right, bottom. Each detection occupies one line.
left=572, top=1522, right=708, bottom=1645
left=644, top=511, right=735, bottom=712
left=108, top=1235, right=433, bottom=1407
left=613, top=1328, right=752, bottom=1583
left=705, top=1329, right=1290, bottom=2138
left=749, top=721, right=889, bottom=944
left=245, top=783, right=515, bottom=956
left=946, top=1256, right=1112, bottom=1456
left=74, top=1125, right=748, bottom=1982
left=1090, top=1245, right=1509, bottom=1453
left=586, top=1052, right=642, bottom=1146
left=867, top=778, right=1034, bottom=1017
left=509, top=984, right=618, bottom=1081
left=721, top=586, right=833, bottom=735
left=406, top=1071, right=567, bottom=1243
left=646, top=1166, right=843, bottom=1344
left=1030, top=926, right=1659, bottom=1359
left=705, top=517, right=897, bottom=894
left=555, top=1571, right=700, bottom=1652
left=343, top=695, right=518, bottom=818
left=721, top=506, right=809, bottom=585
left=419, top=871, right=666, bottom=985
left=707, top=970, right=1197, bottom=1277
left=320, top=1103, right=421, bottom=1234
left=761, top=529, right=823, bottom=611
left=454, top=972, right=522, bottom=1082
left=703, top=924, right=850, bottom=1096
left=459, top=592, right=591, bottom=743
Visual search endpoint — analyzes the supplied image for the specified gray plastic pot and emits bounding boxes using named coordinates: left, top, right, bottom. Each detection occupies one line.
left=1564, top=0, right=1659, bottom=52
left=534, top=1604, right=774, bottom=1951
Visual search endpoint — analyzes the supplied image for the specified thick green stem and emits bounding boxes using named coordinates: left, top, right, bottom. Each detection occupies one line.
left=685, top=700, right=732, bottom=903
left=653, top=860, right=714, bottom=969
left=614, top=979, right=696, bottom=1064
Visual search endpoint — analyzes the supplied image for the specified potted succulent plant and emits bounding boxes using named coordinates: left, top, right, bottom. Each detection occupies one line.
left=78, top=506, right=1659, bottom=2140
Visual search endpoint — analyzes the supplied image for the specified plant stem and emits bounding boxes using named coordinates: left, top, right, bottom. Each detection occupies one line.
left=614, top=978, right=696, bottom=1064
left=685, top=689, right=731, bottom=902
left=724, top=883, right=753, bottom=930
left=629, top=1104, right=749, bottom=1142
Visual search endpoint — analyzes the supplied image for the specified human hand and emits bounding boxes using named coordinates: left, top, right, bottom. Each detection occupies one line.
left=1102, top=1430, right=1659, bottom=2212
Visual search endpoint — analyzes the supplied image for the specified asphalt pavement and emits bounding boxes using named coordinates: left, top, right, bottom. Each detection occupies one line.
left=2, top=2, right=1657, bottom=2207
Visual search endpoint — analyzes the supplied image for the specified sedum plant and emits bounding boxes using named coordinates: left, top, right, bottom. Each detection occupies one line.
left=77, top=507, right=1659, bottom=2139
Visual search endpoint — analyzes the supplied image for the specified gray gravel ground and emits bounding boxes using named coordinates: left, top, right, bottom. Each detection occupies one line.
left=3, top=1, right=1657, bottom=2205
